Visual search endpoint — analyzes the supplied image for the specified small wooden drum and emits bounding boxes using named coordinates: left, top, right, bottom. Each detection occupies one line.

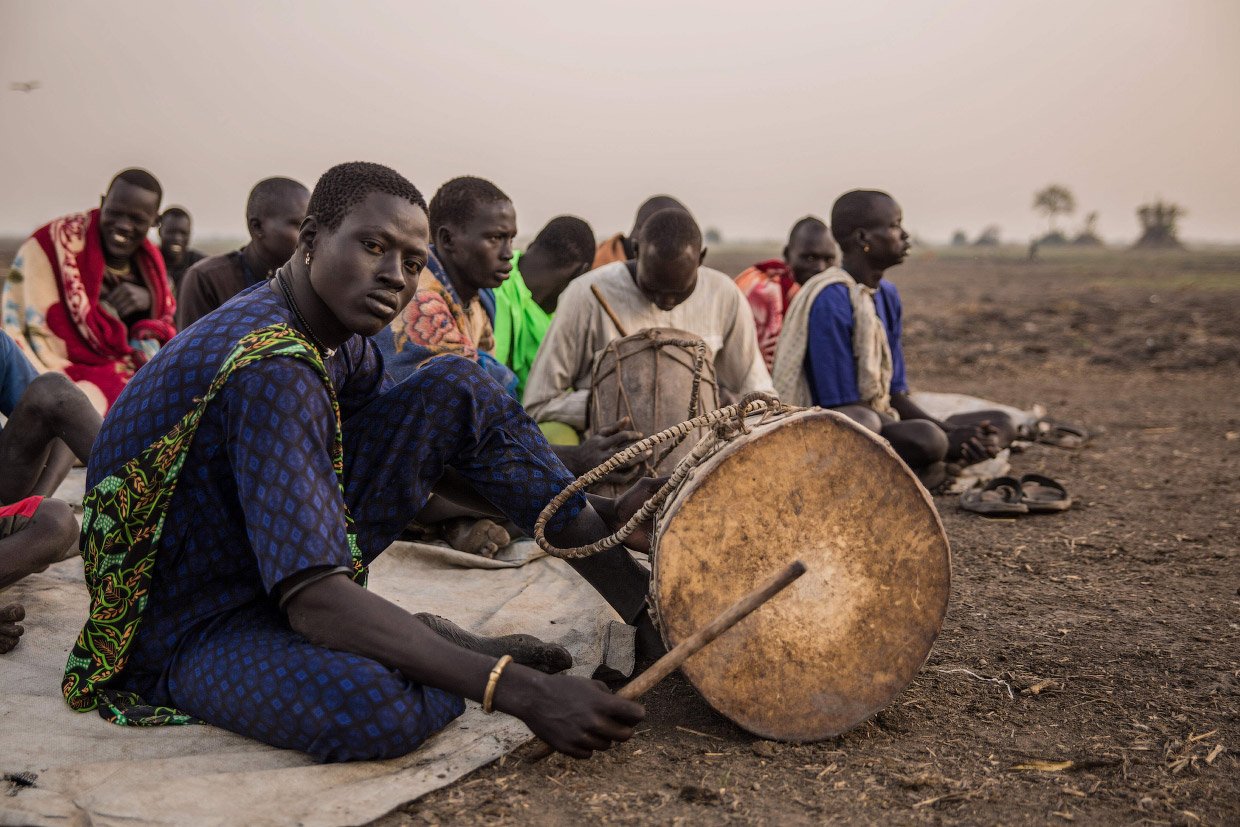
left=587, top=328, right=719, bottom=496
left=650, top=408, right=950, bottom=741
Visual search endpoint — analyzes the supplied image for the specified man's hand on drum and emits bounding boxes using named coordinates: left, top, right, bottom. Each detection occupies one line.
left=515, top=673, right=645, bottom=758
left=611, top=476, right=666, bottom=553
left=561, top=418, right=649, bottom=483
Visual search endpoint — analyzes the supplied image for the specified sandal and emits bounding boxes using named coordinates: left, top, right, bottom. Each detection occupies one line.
left=1018, top=474, right=1072, bottom=512
left=960, top=476, right=1028, bottom=516
left=1036, top=421, right=1093, bottom=450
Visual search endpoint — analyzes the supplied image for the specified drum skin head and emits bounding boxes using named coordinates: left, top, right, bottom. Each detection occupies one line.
left=652, top=409, right=951, bottom=742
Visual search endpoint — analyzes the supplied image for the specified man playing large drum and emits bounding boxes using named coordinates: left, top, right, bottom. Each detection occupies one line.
left=523, top=208, right=773, bottom=435
left=62, top=162, right=657, bottom=763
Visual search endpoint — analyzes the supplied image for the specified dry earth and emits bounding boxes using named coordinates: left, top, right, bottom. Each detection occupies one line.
left=372, top=246, right=1240, bottom=826
left=3, top=236, right=1235, bottom=825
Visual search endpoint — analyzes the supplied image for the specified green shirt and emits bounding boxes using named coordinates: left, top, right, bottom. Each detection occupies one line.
left=493, top=251, right=553, bottom=397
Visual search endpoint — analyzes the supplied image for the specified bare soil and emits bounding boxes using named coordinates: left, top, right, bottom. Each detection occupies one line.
left=374, top=247, right=1240, bottom=827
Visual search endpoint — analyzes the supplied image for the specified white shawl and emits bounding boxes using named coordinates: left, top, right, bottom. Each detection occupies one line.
left=770, top=267, right=895, bottom=417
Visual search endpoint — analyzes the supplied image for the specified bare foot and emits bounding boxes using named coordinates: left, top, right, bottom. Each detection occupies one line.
left=0, top=604, right=25, bottom=654
left=947, top=422, right=1001, bottom=465
left=917, top=461, right=960, bottom=495
left=414, top=612, right=573, bottom=674
left=441, top=518, right=511, bottom=558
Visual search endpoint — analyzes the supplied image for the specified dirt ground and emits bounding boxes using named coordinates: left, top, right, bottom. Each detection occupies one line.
left=2, top=236, right=1234, bottom=825
left=373, top=246, right=1240, bottom=827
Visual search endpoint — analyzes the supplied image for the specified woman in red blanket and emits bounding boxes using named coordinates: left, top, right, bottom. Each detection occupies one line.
left=2, top=168, right=176, bottom=412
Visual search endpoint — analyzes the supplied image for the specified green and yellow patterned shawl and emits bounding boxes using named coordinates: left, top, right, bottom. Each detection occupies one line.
left=62, top=323, right=366, bottom=726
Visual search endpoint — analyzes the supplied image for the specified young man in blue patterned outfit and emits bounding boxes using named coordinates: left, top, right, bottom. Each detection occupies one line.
left=71, top=162, right=649, bottom=762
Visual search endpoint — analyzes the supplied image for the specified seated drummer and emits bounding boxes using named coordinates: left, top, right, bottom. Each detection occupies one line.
left=524, top=208, right=774, bottom=433
left=65, top=162, right=654, bottom=762
left=1, top=330, right=102, bottom=653
left=591, top=194, right=688, bottom=269
left=772, top=190, right=1014, bottom=489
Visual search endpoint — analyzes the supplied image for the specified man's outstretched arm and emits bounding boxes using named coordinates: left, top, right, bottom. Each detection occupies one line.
left=284, top=572, right=644, bottom=759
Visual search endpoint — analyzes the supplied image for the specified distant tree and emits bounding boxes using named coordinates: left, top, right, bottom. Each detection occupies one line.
left=950, top=230, right=968, bottom=247
left=973, top=225, right=1002, bottom=246
left=1134, top=200, right=1185, bottom=249
left=1033, top=185, right=1076, bottom=236
left=704, top=227, right=722, bottom=244
left=1072, top=211, right=1104, bottom=246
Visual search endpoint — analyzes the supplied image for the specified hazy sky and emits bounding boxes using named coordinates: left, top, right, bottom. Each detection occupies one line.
left=1, top=0, right=1237, bottom=244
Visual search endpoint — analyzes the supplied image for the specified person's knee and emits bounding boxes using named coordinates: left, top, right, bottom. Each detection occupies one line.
left=850, top=408, right=883, bottom=434
left=915, top=422, right=950, bottom=466
left=413, top=354, right=488, bottom=389
left=403, top=357, right=495, bottom=413
left=986, top=412, right=1017, bottom=447
left=0, top=498, right=78, bottom=585
left=831, top=405, right=883, bottom=433
left=888, top=421, right=949, bottom=468
left=303, top=664, right=465, bottom=763
left=17, top=373, right=80, bottom=419
left=33, top=498, right=79, bottom=561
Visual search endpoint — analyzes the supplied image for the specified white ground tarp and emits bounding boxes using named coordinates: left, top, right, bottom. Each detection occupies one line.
left=0, top=535, right=631, bottom=827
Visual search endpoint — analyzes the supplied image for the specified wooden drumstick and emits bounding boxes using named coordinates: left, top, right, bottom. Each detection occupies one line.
left=590, top=284, right=630, bottom=337
left=526, top=558, right=807, bottom=760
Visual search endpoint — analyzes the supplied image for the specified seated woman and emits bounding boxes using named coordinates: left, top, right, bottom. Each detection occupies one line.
left=64, top=162, right=650, bottom=762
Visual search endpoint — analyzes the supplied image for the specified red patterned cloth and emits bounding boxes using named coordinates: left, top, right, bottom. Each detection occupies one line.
left=3, top=209, right=175, bottom=410
left=0, top=495, right=43, bottom=539
left=378, top=247, right=518, bottom=394
left=735, top=260, right=799, bottom=370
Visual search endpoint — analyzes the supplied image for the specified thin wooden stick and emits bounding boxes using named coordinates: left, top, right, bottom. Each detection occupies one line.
left=526, top=559, right=807, bottom=760
left=590, top=284, right=629, bottom=337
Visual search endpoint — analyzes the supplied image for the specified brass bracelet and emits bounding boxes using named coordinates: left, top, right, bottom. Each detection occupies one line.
left=482, top=654, right=513, bottom=714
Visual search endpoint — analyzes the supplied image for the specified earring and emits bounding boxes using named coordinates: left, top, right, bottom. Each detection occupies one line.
left=305, top=252, right=311, bottom=265
left=863, top=245, right=870, bottom=253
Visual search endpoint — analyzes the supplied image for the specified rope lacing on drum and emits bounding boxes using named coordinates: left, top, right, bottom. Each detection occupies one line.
left=648, top=337, right=709, bottom=471
left=602, top=333, right=711, bottom=479
left=534, top=394, right=804, bottom=559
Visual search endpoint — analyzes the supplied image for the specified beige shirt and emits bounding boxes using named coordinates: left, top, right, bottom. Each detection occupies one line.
left=523, top=262, right=774, bottom=430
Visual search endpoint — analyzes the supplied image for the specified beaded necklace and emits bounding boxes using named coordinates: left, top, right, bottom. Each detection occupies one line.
left=276, top=272, right=334, bottom=357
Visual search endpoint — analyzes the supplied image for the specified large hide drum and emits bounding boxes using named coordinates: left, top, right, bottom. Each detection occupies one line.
left=587, top=328, right=719, bottom=496
left=650, top=408, right=950, bottom=741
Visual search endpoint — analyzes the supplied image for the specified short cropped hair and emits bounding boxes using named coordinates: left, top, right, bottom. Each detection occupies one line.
left=247, top=176, right=310, bottom=222
left=530, top=216, right=595, bottom=268
left=160, top=206, right=191, bottom=223
left=788, top=215, right=828, bottom=243
left=304, top=163, right=425, bottom=231
left=631, top=195, right=688, bottom=238
left=428, top=176, right=511, bottom=239
left=639, top=208, right=701, bottom=258
left=107, top=168, right=162, bottom=203
left=830, top=190, right=893, bottom=245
